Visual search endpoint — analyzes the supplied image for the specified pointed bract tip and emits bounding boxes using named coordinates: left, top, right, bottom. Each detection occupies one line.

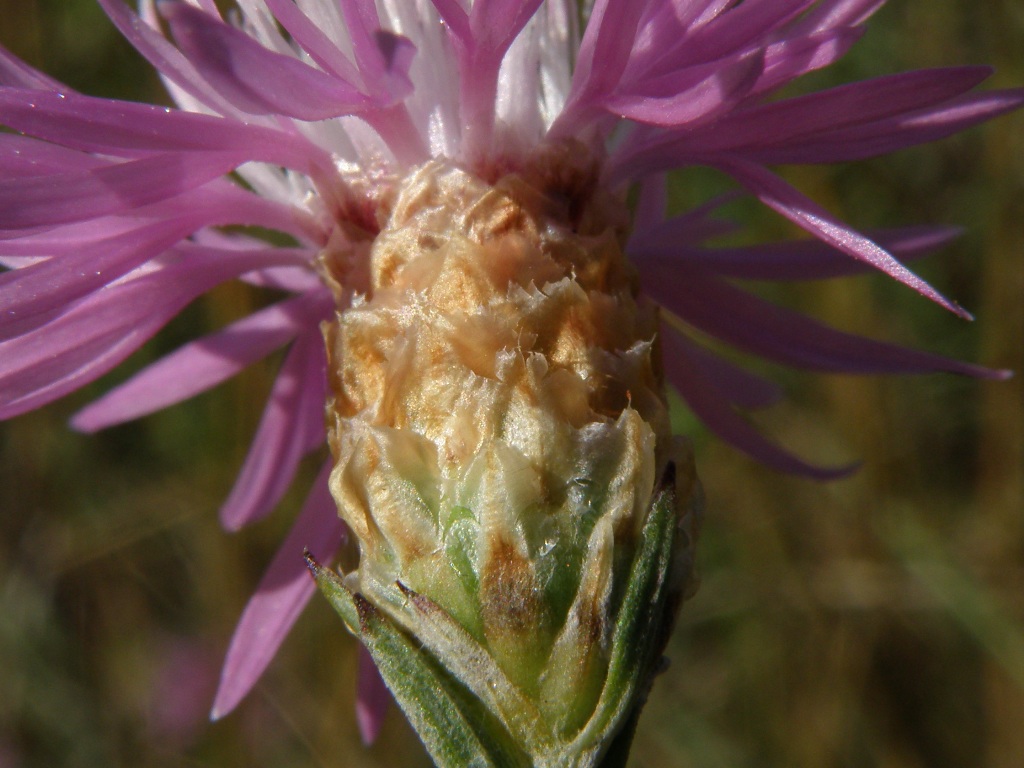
left=303, top=548, right=320, bottom=576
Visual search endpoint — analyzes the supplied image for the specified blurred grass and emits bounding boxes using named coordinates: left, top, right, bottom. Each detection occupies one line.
left=1, top=2, right=1022, bottom=767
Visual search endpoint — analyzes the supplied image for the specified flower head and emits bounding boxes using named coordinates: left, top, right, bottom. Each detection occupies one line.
left=1, top=0, right=1021, bottom=747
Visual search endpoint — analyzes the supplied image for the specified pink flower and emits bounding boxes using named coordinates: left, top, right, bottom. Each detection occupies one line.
left=1, top=0, right=1020, bottom=743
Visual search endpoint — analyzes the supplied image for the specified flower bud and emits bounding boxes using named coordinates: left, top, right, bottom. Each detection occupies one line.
left=316, top=142, right=701, bottom=766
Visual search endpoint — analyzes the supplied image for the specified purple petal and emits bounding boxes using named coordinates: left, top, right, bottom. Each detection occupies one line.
left=625, top=192, right=744, bottom=252
left=632, top=174, right=667, bottom=233
left=71, top=291, right=331, bottom=432
left=154, top=182, right=320, bottom=243
left=715, top=159, right=971, bottom=318
left=642, top=265, right=1008, bottom=378
left=661, top=327, right=854, bottom=478
left=210, top=461, right=346, bottom=720
left=749, top=88, right=1024, bottom=164
left=433, top=0, right=543, bottom=58
left=689, top=67, right=994, bottom=154
left=0, top=295, right=174, bottom=420
left=633, top=226, right=961, bottom=280
left=160, top=1, right=380, bottom=120
left=356, top=648, right=390, bottom=745
left=219, top=331, right=329, bottom=531
left=674, top=336, right=784, bottom=410
left=0, top=216, right=147, bottom=253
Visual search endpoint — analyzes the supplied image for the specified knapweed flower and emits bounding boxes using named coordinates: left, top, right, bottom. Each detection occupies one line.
left=1, top=0, right=1020, bottom=761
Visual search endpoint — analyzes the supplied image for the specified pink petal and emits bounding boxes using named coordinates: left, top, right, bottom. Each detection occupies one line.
left=661, top=327, right=854, bottom=478
left=356, top=648, right=390, bottom=745
left=97, top=0, right=244, bottom=117
left=0, top=218, right=210, bottom=342
left=71, top=291, right=331, bottom=432
left=606, top=48, right=764, bottom=127
left=637, top=0, right=733, bottom=52
left=0, top=151, right=249, bottom=230
left=334, top=0, right=416, bottom=98
left=639, top=0, right=814, bottom=79
left=553, top=0, right=647, bottom=134
left=715, top=159, right=970, bottom=318
left=0, top=247, right=299, bottom=419
left=753, top=27, right=864, bottom=97
left=261, top=0, right=361, bottom=82
left=0, top=134, right=105, bottom=177
left=429, top=0, right=471, bottom=46
left=160, top=1, right=380, bottom=120
left=0, top=87, right=327, bottom=171
left=0, top=194, right=310, bottom=343
left=240, top=266, right=324, bottom=293
left=434, top=0, right=543, bottom=153
left=219, top=331, right=329, bottom=531
left=469, top=0, right=546, bottom=56
left=625, top=192, right=745, bottom=252
left=786, top=0, right=886, bottom=37
left=0, top=44, right=66, bottom=89
left=210, top=461, right=346, bottom=720
left=0, top=217, right=147, bottom=254
left=642, top=264, right=1007, bottom=378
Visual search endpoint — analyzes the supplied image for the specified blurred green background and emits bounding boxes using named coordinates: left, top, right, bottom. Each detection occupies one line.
left=0, top=2, right=1021, bottom=766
